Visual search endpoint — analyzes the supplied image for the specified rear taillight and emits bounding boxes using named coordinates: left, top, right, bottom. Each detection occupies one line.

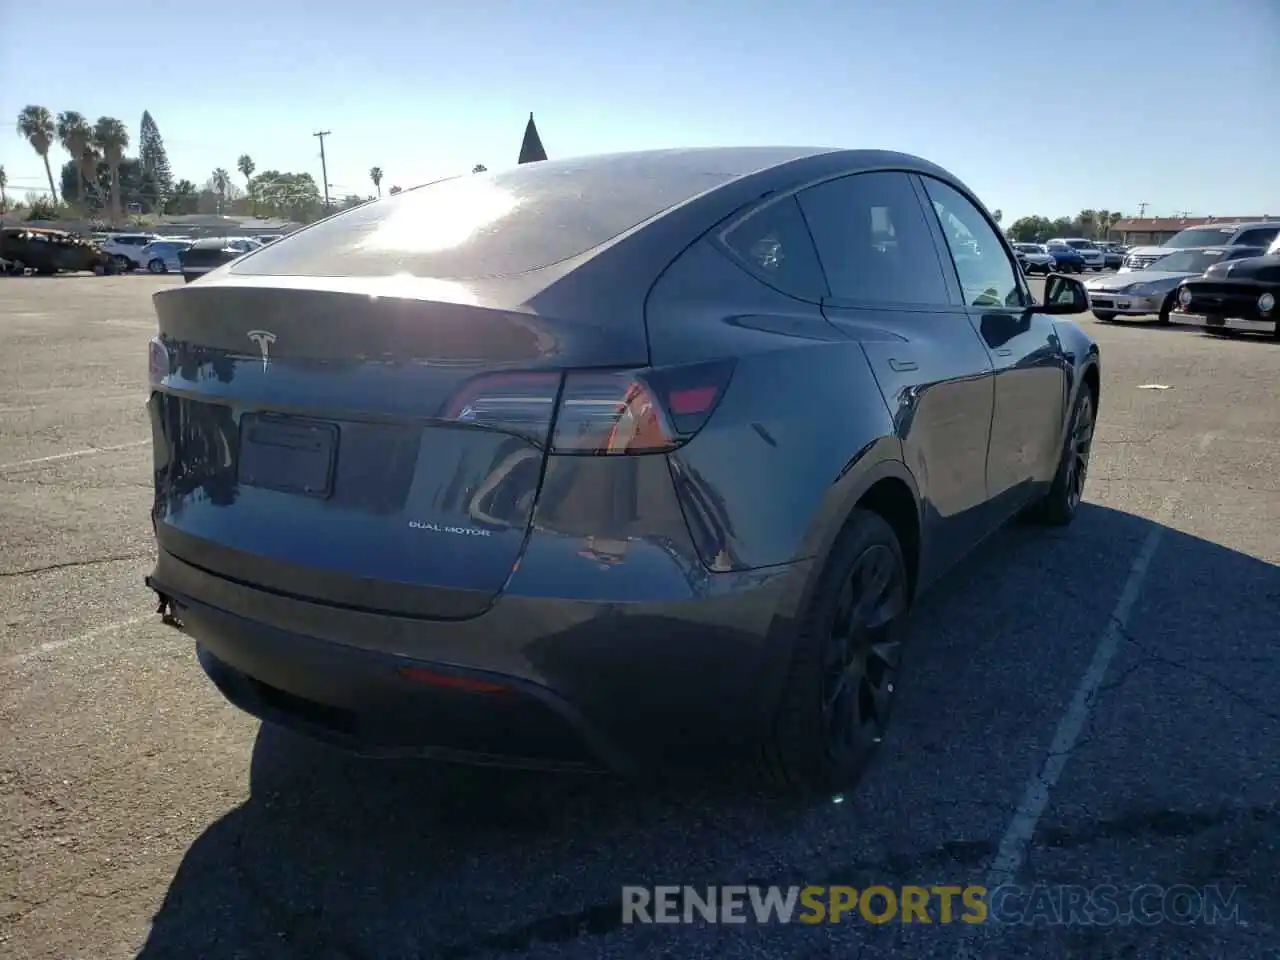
left=438, top=359, right=735, bottom=455
left=148, top=337, right=169, bottom=386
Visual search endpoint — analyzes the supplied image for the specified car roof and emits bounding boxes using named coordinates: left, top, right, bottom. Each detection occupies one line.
left=228, top=146, right=966, bottom=284
left=1175, top=221, right=1277, bottom=232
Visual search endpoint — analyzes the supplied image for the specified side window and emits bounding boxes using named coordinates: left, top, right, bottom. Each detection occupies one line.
left=795, top=172, right=949, bottom=305
left=1234, top=227, right=1279, bottom=249
left=921, top=178, right=1024, bottom=309
left=722, top=196, right=827, bottom=301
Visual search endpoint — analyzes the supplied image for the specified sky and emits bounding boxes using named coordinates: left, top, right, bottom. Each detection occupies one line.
left=1, top=0, right=1277, bottom=225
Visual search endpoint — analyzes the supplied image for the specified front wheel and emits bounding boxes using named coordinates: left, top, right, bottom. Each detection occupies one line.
left=147, top=258, right=166, bottom=274
left=1028, top=385, right=1096, bottom=526
left=1155, top=291, right=1176, bottom=325
left=758, top=509, right=909, bottom=796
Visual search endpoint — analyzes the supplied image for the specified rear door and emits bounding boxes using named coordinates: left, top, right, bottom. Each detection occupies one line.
left=918, top=175, right=1069, bottom=509
left=796, top=170, right=997, bottom=584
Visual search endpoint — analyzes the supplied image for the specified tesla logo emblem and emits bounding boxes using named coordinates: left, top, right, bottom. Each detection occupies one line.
left=247, top=330, right=277, bottom=371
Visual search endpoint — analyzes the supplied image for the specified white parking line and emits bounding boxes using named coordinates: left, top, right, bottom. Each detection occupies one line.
left=957, top=431, right=1215, bottom=955
left=0, top=439, right=148, bottom=472
left=2, top=615, right=150, bottom=669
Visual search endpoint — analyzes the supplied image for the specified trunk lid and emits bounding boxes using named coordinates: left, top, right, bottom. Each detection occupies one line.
left=149, top=277, right=647, bottom=619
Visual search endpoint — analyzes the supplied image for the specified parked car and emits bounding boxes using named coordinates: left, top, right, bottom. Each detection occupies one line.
left=1, top=227, right=117, bottom=275
left=177, top=236, right=266, bottom=283
left=139, top=239, right=193, bottom=274
left=1094, top=242, right=1125, bottom=269
left=1012, top=243, right=1055, bottom=275
left=144, top=147, right=1098, bottom=794
left=100, top=232, right=161, bottom=270
left=1044, top=242, right=1087, bottom=273
left=1122, top=221, right=1280, bottom=271
left=1172, top=235, right=1280, bottom=338
left=1084, top=245, right=1266, bottom=324
left=1046, top=237, right=1106, bottom=271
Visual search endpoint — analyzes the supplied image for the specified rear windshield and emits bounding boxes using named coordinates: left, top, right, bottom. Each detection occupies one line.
left=231, top=151, right=784, bottom=280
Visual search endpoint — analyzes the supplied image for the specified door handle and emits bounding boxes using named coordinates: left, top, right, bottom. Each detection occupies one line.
left=995, top=348, right=1013, bottom=357
left=887, top=358, right=918, bottom=372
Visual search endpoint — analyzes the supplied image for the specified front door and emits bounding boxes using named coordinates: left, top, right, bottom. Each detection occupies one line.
left=918, top=175, right=1069, bottom=508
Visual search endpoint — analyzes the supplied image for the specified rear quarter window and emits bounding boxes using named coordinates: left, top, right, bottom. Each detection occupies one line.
left=232, top=154, right=768, bottom=280
left=721, top=197, right=827, bottom=300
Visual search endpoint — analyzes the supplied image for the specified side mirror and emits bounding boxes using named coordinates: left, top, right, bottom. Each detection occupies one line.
left=1040, top=274, right=1090, bottom=315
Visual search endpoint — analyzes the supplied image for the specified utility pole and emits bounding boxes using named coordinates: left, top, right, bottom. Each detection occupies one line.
left=1136, top=201, right=1148, bottom=217
left=313, top=130, right=332, bottom=209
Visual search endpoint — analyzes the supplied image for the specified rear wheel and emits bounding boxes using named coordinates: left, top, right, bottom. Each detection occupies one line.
left=758, top=509, right=909, bottom=795
left=147, top=258, right=166, bottom=274
left=1028, top=384, right=1096, bottom=526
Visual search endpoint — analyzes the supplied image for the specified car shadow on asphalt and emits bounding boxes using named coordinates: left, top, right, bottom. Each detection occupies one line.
left=135, top=503, right=1280, bottom=959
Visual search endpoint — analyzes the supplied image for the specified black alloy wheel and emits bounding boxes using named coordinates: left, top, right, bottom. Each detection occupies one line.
left=821, top=542, right=905, bottom=764
left=760, top=509, right=910, bottom=795
left=1029, top=385, right=1096, bottom=526
left=1064, top=388, right=1095, bottom=513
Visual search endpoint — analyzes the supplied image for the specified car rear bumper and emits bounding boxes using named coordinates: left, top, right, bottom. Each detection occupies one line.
left=147, top=544, right=813, bottom=774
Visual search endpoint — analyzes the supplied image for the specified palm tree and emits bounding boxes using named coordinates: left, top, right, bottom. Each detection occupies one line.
left=211, top=167, right=230, bottom=213
left=0, top=164, right=7, bottom=213
left=238, top=154, right=256, bottom=213
left=472, top=164, right=488, bottom=174
left=56, top=111, right=98, bottom=212
left=92, top=116, right=129, bottom=223
left=16, top=106, right=58, bottom=201
left=369, top=166, right=383, bottom=198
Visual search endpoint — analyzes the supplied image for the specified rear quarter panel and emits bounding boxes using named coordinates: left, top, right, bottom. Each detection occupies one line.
left=645, top=237, right=901, bottom=572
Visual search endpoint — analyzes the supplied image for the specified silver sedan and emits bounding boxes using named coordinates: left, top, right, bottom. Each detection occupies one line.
left=1083, top=245, right=1267, bottom=323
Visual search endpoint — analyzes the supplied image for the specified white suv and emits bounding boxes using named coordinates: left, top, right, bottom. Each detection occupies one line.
left=100, top=233, right=160, bottom=270
left=1123, top=221, right=1280, bottom=271
left=1046, top=237, right=1106, bottom=271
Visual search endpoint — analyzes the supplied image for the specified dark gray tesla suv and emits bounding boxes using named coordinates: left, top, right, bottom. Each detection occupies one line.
left=145, top=147, right=1099, bottom=794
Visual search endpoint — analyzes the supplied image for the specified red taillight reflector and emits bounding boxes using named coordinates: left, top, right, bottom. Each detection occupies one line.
left=398, top=667, right=511, bottom=694
left=667, top=386, right=718, bottom=416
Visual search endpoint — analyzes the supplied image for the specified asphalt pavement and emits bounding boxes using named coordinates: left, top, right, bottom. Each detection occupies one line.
left=2, top=274, right=1277, bottom=960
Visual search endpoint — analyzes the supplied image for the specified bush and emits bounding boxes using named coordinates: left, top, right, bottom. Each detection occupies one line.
left=24, top=197, right=68, bottom=221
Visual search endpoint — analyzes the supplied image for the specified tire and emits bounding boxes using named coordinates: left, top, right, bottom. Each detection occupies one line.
left=1028, top=384, right=1096, bottom=527
left=757, top=508, right=910, bottom=796
left=112, top=255, right=130, bottom=271
left=147, top=258, right=166, bottom=274
left=1155, top=291, right=1176, bottom=325
left=1093, top=311, right=1119, bottom=323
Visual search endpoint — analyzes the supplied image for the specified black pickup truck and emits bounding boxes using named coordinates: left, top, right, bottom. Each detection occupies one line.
left=1172, top=238, right=1280, bottom=338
